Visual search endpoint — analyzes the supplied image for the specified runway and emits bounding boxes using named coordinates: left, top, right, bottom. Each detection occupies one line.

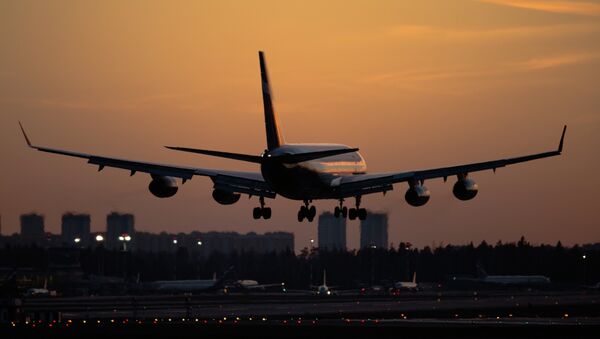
left=3, top=290, right=599, bottom=337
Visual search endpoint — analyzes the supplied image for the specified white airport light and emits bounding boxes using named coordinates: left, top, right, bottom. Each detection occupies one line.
left=197, top=240, right=202, bottom=246
left=95, top=235, right=104, bottom=242
left=74, top=237, right=81, bottom=243
left=173, top=239, right=178, bottom=244
left=124, top=235, right=131, bottom=242
left=583, top=255, right=587, bottom=259
left=118, top=236, right=125, bottom=241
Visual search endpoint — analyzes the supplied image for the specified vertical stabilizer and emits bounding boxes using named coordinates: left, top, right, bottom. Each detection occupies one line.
left=259, top=51, right=284, bottom=150
left=476, top=262, right=488, bottom=278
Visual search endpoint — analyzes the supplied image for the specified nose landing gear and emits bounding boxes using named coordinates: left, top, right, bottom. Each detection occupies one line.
left=334, top=199, right=348, bottom=218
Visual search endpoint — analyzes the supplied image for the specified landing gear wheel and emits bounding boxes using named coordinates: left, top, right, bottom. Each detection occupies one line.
left=253, top=207, right=262, bottom=220
left=348, top=208, right=357, bottom=220
left=334, top=206, right=341, bottom=218
left=262, top=207, right=272, bottom=219
left=358, top=208, right=367, bottom=220
left=309, top=206, right=316, bottom=219
left=297, top=208, right=305, bottom=222
left=342, top=206, right=348, bottom=218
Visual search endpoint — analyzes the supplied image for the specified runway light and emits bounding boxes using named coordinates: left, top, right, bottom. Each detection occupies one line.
left=173, top=239, right=178, bottom=244
left=564, top=313, right=569, bottom=318
left=74, top=238, right=81, bottom=243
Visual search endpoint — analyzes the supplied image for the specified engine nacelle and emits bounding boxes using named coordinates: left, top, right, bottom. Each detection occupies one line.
left=212, top=189, right=241, bottom=205
left=453, top=178, right=478, bottom=201
left=148, top=176, right=178, bottom=198
left=405, top=185, right=431, bottom=207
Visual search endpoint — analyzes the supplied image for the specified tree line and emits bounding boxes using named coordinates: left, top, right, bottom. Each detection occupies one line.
left=0, top=237, right=597, bottom=290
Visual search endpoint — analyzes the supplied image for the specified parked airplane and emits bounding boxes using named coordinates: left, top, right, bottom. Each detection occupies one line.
left=450, top=263, right=550, bottom=287
left=24, top=278, right=55, bottom=297
left=392, top=272, right=419, bottom=293
left=474, top=264, right=551, bottom=286
left=223, top=280, right=286, bottom=293
left=146, top=267, right=233, bottom=293
left=20, top=51, right=566, bottom=222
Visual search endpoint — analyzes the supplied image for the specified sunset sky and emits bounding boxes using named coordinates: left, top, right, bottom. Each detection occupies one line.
left=1, top=0, right=599, bottom=250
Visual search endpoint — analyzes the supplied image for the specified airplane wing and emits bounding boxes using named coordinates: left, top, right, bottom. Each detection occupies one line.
left=335, top=126, right=566, bottom=198
left=19, top=123, right=276, bottom=198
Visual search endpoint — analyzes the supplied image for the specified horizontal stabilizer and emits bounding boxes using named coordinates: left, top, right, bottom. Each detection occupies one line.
left=165, top=146, right=263, bottom=163
left=272, top=148, right=359, bottom=164
left=166, top=145, right=358, bottom=164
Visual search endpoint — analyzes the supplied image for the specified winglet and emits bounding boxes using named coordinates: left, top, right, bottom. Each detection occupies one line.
left=558, top=125, right=567, bottom=153
left=18, top=121, right=33, bottom=147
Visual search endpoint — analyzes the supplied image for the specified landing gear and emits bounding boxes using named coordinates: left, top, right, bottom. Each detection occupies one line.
left=348, top=196, right=367, bottom=221
left=298, top=200, right=316, bottom=222
left=252, top=196, right=272, bottom=220
left=334, top=199, right=348, bottom=218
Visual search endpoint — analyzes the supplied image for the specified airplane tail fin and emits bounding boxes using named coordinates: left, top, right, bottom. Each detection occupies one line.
left=476, top=261, right=488, bottom=278
left=259, top=51, right=284, bottom=151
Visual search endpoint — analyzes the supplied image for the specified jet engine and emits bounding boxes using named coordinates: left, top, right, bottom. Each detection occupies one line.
left=212, top=189, right=241, bottom=205
left=453, top=178, right=478, bottom=201
left=405, top=185, right=430, bottom=207
left=148, top=176, right=178, bottom=198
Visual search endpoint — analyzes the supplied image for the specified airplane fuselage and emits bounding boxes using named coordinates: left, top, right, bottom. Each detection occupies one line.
left=261, top=144, right=367, bottom=200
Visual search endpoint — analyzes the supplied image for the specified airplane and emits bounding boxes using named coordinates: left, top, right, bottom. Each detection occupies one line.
left=222, top=279, right=286, bottom=293
left=449, top=263, right=550, bottom=287
left=24, top=278, right=55, bottom=297
left=474, top=263, right=551, bottom=286
left=313, top=270, right=335, bottom=296
left=146, top=267, right=234, bottom=293
left=391, top=272, right=419, bottom=293
left=19, top=51, right=567, bottom=222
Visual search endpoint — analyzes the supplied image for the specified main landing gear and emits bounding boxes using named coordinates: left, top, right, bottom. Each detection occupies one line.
left=298, top=200, right=316, bottom=222
left=252, top=196, right=271, bottom=220
left=347, top=196, right=367, bottom=221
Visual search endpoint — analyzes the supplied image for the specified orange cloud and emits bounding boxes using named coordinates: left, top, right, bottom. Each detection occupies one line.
left=479, top=0, right=600, bottom=16
left=515, top=52, right=600, bottom=70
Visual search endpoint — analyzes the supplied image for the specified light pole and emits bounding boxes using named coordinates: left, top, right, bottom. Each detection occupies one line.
left=309, top=239, right=316, bottom=286
left=582, top=254, right=587, bottom=285
left=118, top=234, right=132, bottom=279
left=119, top=234, right=131, bottom=251
left=95, top=234, right=105, bottom=276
